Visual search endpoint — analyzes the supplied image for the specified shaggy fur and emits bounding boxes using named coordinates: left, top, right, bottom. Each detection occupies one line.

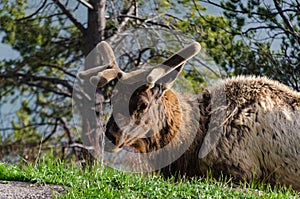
left=105, top=75, right=300, bottom=191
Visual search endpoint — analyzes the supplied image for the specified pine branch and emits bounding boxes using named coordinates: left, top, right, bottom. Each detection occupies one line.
left=16, top=0, right=48, bottom=21
left=53, top=0, right=86, bottom=34
left=273, top=0, right=300, bottom=44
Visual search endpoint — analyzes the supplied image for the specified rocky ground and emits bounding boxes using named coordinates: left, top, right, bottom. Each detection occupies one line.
left=0, top=180, right=66, bottom=199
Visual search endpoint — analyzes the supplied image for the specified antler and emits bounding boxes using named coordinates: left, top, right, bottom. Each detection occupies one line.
left=78, top=41, right=201, bottom=87
left=146, top=42, right=201, bottom=83
left=78, top=41, right=122, bottom=87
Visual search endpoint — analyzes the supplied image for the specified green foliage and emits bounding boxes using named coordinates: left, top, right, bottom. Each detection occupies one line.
left=218, top=0, right=300, bottom=90
left=0, top=0, right=82, bottom=157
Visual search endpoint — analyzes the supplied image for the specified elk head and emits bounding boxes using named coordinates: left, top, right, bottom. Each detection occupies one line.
left=78, top=41, right=201, bottom=153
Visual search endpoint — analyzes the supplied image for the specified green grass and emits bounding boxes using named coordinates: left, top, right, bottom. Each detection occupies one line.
left=0, top=157, right=299, bottom=198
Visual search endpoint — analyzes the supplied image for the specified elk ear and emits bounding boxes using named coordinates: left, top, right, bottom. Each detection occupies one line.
left=147, top=42, right=201, bottom=89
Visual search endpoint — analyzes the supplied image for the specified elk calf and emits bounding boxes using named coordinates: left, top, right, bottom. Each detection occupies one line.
left=79, top=41, right=300, bottom=191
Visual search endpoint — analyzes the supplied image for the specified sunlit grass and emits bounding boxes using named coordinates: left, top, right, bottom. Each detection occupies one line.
left=0, top=156, right=299, bottom=198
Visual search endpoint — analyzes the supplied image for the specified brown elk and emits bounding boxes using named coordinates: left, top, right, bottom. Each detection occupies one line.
left=78, top=41, right=300, bottom=191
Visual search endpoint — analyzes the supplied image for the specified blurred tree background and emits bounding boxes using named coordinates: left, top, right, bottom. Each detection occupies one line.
left=0, top=0, right=299, bottom=163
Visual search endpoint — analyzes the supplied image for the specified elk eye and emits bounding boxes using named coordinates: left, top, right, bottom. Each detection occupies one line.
left=139, top=102, right=148, bottom=111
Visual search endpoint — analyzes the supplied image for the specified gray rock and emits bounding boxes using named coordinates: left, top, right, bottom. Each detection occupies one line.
left=0, top=181, right=66, bottom=199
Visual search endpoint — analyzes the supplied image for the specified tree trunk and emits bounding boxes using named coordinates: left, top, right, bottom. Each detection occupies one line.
left=85, top=0, right=106, bottom=56
left=80, top=0, right=107, bottom=164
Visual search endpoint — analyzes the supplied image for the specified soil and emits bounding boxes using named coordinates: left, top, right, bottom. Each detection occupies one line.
left=0, top=180, right=66, bottom=199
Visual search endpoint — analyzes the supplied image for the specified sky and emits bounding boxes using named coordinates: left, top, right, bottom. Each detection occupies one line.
left=0, top=33, right=20, bottom=60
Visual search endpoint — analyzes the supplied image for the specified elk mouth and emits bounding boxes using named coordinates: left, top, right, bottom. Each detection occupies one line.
left=111, top=145, right=124, bottom=153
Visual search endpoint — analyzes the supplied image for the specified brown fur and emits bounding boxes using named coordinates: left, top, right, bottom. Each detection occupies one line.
left=105, top=75, right=300, bottom=190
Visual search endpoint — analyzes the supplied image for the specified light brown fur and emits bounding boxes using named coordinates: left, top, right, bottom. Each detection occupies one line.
left=105, top=76, right=300, bottom=191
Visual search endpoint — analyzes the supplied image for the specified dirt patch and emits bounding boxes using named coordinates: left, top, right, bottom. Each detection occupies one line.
left=0, top=180, right=66, bottom=199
